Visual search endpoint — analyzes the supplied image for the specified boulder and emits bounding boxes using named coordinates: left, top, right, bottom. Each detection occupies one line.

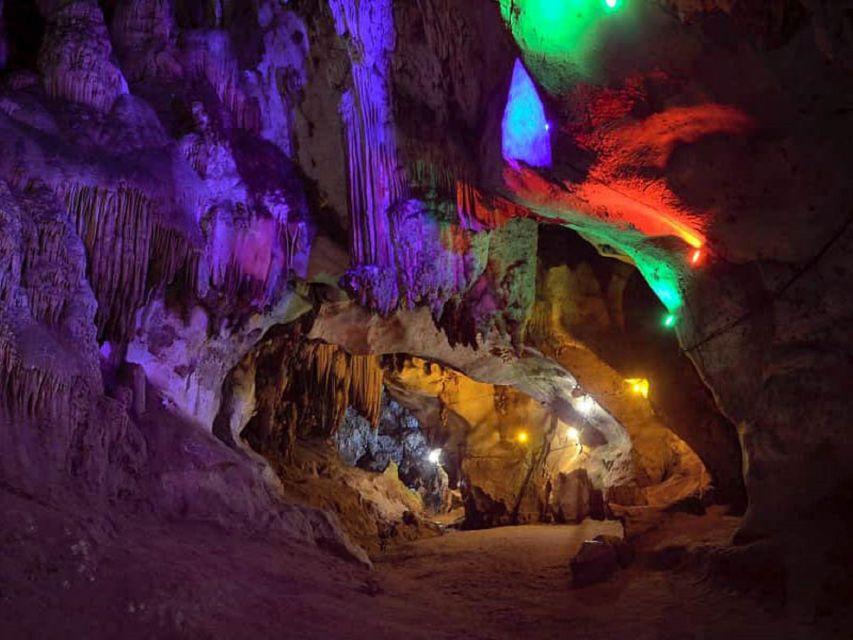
left=570, top=535, right=633, bottom=587
left=549, top=469, right=594, bottom=523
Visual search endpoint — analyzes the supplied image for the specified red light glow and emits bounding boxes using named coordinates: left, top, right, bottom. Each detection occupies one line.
left=690, top=249, right=702, bottom=266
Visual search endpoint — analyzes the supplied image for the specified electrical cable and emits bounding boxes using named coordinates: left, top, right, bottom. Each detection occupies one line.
left=682, top=208, right=853, bottom=353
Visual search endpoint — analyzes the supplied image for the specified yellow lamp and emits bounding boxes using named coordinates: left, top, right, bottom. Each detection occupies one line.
left=625, top=378, right=650, bottom=399
left=516, top=431, right=529, bottom=444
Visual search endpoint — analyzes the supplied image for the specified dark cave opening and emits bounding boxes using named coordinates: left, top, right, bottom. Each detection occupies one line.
left=2, top=0, right=44, bottom=71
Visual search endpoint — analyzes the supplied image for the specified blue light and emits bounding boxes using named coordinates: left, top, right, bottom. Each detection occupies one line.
left=502, top=59, right=552, bottom=167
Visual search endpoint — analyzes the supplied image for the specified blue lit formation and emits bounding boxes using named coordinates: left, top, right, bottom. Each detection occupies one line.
left=502, top=59, right=552, bottom=168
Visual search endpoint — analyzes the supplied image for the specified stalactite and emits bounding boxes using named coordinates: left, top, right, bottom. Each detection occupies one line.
left=338, top=81, right=403, bottom=267
left=296, top=342, right=383, bottom=432
left=146, top=226, right=192, bottom=297
left=38, top=1, right=129, bottom=113
left=408, top=160, right=459, bottom=202
left=237, top=331, right=385, bottom=472
left=20, top=213, right=79, bottom=328
left=0, top=335, right=80, bottom=424
left=456, top=179, right=533, bottom=231
left=59, top=182, right=152, bottom=341
left=0, top=182, right=97, bottom=427
left=183, top=30, right=261, bottom=132
left=110, top=0, right=183, bottom=82
left=329, top=0, right=405, bottom=312
left=57, top=182, right=192, bottom=342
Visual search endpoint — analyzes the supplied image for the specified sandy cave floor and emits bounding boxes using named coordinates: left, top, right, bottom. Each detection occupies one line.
left=1, top=494, right=847, bottom=640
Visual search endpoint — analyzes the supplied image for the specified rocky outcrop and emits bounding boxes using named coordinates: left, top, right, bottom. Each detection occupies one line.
left=570, top=534, right=633, bottom=588
left=38, top=1, right=129, bottom=112
left=336, top=400, right=451, bottom=514
left=110, top=0, right=183, bottom=82
left=0, top=180, right=145, bottom=498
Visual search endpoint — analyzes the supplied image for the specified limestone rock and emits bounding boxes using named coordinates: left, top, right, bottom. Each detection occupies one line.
left=549, top=469, right=595, bottom=524
left=570, top=534, right=632, bottom=588
left=38, top=1, right=129, bottom=112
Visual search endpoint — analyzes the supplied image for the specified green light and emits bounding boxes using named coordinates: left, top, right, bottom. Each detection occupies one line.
left=498, top=0, right=633, bottom=92
left=663, top=314, right=677, bottom=328
left=572, top=228, right=686, bottom=315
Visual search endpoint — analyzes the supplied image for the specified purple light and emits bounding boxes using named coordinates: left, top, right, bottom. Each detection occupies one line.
left=502, top=59, right=552, bottom=168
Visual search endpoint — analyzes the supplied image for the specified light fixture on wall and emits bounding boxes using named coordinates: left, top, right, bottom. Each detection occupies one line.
left=516, top=431, right=530, bottom=444
left=577, top=395, right=595, bottom=416
left=427, top=449, right=442, bottom=464
left=690, top=248, right=703, bottom=266
left=625, top=378, right=649, bottom=399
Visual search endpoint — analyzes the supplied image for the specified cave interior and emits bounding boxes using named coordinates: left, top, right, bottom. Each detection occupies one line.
left=1, top=0, right=852, bottom=638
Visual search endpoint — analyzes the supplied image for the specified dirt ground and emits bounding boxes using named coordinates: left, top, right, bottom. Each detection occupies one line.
left=1, top=493, right=847, bottom=640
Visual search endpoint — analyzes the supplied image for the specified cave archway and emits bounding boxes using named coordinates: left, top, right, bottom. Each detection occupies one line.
left=533, top=223, right=747, bottom=511
left=217, top=299, right=726, bottom=544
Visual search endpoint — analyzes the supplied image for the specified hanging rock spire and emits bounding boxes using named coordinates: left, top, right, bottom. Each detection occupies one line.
left=329, top=0, right=405, bottom=313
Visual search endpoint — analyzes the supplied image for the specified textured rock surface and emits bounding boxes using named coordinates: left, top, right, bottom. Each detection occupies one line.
left=38, top=1, right=129, bottom=112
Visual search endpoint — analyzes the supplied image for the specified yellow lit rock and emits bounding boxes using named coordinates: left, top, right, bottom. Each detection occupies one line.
left=625, top=378, right=650, bottom=399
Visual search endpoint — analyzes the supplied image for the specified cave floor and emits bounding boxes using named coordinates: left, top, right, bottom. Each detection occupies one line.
left=371, top=518, right=808, bottom=640
left=1, top=491, right=845, bottom=640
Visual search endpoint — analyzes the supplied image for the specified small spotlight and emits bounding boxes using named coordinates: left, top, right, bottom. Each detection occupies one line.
left=577, top=395, right=594, bottom=416
left=663, top=313, right=677, bottom=328
left=517, top=431, right=529, bottom=444
left=567, top=426, right=580, bottom=442
left=690, top=249, right=703, bottom=266
left=625, top=378, right=649, bottom=399
left=604, top=0, right=618, bottom=8
left=427, top=448, right=442, bottom=464
left=545, top=123, right=551, bottom=131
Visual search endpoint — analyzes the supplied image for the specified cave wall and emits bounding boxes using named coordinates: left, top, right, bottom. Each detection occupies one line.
left=488, top=0, right=853, bottom=543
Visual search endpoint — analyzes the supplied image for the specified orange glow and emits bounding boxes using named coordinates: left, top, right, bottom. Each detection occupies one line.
left=625, top=378, right=650, bottom=399
left=516, top=431, right=530, bottom=444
